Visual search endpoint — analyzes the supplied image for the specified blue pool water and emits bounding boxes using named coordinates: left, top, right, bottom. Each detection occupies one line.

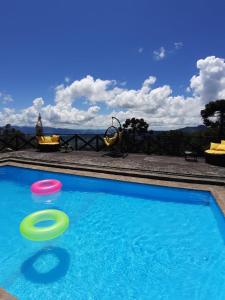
left=0, top=166, right=225, bottom=299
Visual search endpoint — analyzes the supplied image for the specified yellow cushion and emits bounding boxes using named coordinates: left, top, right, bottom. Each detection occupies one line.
left=205, top=149, right=225, bottom=155
left=37, top=136, right=60, bottom=144
left=217, top=144, right=225, bottom=151
left=103, top=133, right=118, bottom=147
left=210, top=142, right=220, bottom=150
left=221, top=140, right=225, bottom=145
left=37, top=136, right=45, bottom=143
left=43, top=136, right=53, bottom=143
left=39, top=142, right=59, bottom=145
left=51, top=135, right=60, bottom=143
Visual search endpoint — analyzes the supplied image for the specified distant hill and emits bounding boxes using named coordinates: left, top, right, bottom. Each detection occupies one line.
left=11, top=125, right=206, bottom=135
left=13, top=126, right=105, bottom=135
left=178, top=125, right=207, bottom=133
left=152, top=125, right=207, bottom=134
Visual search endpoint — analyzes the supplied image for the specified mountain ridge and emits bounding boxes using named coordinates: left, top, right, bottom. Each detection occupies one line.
left=10, top=125, right=207, bottom=134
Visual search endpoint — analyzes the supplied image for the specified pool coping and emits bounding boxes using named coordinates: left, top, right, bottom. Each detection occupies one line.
left=0, top=160, right=224, bottom=216
left=0, top=288, right=17, bottom=300
left=0, top=156, right=224, bottom=186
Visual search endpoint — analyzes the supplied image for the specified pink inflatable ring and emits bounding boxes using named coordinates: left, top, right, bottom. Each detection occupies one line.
left=31, top=179, right=62, bottom=195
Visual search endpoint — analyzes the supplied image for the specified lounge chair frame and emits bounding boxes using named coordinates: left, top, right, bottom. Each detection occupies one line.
left=205, top=152, right=225, bottom=167
left=36, top=136, right=60, bottom=152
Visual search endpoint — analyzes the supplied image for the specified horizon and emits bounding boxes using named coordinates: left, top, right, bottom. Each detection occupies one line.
left=1, top=0, right=225, bottom=130
left=0, top=123, right=207, bottom=134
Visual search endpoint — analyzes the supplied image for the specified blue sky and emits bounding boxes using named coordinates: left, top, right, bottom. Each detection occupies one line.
left=0, top=0, right=225, bottom=129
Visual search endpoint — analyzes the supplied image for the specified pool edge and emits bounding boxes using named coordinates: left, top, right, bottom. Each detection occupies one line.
left=1, top=160, right=224, bottom=216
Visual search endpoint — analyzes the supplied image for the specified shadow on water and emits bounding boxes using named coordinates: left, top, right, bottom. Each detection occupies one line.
left=32, top=192, right=61, bottom=205
left=21, top=246, right=70, bottom=284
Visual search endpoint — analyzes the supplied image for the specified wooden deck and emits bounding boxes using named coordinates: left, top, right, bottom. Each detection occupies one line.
left=0, top=149, right=224, bottom=186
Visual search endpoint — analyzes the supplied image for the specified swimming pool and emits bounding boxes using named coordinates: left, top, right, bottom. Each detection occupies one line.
left=0, top=166, right=225, bottom=299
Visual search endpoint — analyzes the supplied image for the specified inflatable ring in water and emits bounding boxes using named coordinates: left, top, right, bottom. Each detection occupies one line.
left=31, top=179, right=62, bottom=195
left=20, top=209, right=69, bottom=241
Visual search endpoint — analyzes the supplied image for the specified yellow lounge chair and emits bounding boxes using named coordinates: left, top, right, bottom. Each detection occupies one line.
left=204, top=140, right=225, bottom=166
left=37, top=135, right=60, bottom=151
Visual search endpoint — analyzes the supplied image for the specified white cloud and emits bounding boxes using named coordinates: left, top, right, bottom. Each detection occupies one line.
left=120, top=81, right=127, bottom=87
left=138, top=47, right=144, bottom=53
left=174, top=42, right=183, bottom=50
left=153, top=42, right=183, bottom=61
left=153, top=47, right=166, bottom=61
left=55, top=75, right=120, bottom=107
left=190, top=56, right=225, bottom=104
left=0, top=92, right=13, bottom=104
left=33, top=97, right=44, bottom=108
left=64, top=77, right=70, bottom=83
left=0, top=56, right=225, bottom=130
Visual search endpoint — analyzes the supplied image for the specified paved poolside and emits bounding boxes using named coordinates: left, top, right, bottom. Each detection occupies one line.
left=0, top=149, right=224, bottom=185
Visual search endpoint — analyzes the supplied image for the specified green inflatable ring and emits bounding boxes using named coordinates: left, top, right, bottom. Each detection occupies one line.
left=20, top=209, right=69, bottom=241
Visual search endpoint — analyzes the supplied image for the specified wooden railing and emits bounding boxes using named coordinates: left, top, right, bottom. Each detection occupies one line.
left=0, top=134, right=107, bottom=152
left=60, top=134, right=106, bottom=151
left=0, top=132, right=216, bottom=156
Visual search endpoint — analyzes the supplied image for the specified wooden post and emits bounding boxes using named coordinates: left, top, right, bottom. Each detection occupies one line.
left=96, top=135, right=99, bottom=152
left=75, top=134, right=78, bottom=151
left=15, top=134, right=19, bottom=151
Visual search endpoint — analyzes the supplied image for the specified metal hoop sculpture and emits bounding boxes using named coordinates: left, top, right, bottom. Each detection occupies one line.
left=104, top=125, right=120, bottom=147
left=112, top=117, right=122, bottom=130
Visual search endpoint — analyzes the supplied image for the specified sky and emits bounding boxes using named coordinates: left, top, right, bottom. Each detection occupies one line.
left=0, top=0, right=225, bottom=130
